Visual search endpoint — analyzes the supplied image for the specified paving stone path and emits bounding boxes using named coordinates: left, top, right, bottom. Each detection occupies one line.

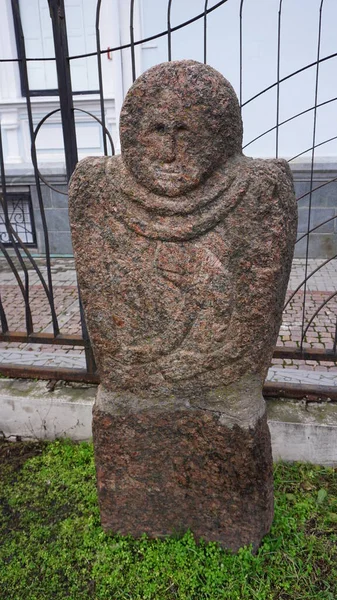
left=0, top=257, right=336, bottom=386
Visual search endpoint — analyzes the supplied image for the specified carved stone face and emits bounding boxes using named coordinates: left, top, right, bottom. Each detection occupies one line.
left=121, top=91, right=222, bottom=197
left=120, top=61, right=243, bottom=197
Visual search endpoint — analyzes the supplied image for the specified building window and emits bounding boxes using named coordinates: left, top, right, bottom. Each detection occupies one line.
left=0, top=192, right=36, bottom=246
left=12, top=0, right=99, bottom=97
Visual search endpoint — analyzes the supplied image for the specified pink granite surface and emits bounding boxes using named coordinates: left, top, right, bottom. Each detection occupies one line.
left=69, top=60, right=297, bottom=550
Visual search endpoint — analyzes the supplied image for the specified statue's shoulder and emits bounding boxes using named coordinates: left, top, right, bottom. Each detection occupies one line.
left=68, top=155, right=122, bottom=220
left=257, top=157, right=294, bottom=197
left=240, top=156, right=296, bottom=218
left=69, top=155, right=121, bottom=195
left=243, top=156, right=293, bottom=187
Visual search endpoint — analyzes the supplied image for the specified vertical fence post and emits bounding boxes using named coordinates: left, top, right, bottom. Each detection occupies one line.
left=48, top=0, right=78, bottom=179
left=48, top=0, right=97, bottom=375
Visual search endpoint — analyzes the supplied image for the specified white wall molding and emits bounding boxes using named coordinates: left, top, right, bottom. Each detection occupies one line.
left=1, top=109, right=21, bottom=163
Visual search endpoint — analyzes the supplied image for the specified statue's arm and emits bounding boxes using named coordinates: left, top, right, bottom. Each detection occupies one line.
left=68, top=156, right=124, bottom=366
left=68, top=156, right=108, bottom=228
left=229, top=158, right=298, bottom=378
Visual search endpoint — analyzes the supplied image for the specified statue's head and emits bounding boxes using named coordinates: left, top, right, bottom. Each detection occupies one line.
left=120, top=60, right=243, bottom=197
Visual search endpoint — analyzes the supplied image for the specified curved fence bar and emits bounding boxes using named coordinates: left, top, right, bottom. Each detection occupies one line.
left=284, top=255, right=337, bottom=310
left=296, top=176, right=337, bottom=203
left=0, top=294, right=8, bottom=334
left=243, top=97, right=337, bottom=151
left=0, top=99, right=34, bottom=334
left=33, top=108, right=68, bottom=196
left=241, top=52, right=337, bottom=108
left=288, top=136, right=337, bottom=163
left=301, top=290, right=337, bottom=346
left=74, top=109, right=115, bottom=156
left=33, top=108, right=115, bottom=196
left=0, top=240, right=33, bottom=334
left=66, top=0, right=230, bottom=62
left=296, top=215, right=337, bottom=244
left=300, top=0, right=325, bottom=352
left=0, top=221, right=56, bottom=317
left=11, top=0, right=60, bottom=337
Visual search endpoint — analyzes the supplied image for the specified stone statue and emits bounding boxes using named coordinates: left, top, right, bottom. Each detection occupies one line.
left=69, top=60, right=297, bottom=551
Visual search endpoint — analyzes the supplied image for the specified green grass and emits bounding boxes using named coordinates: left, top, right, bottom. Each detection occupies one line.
left=1, top=439, right=337, bottom=599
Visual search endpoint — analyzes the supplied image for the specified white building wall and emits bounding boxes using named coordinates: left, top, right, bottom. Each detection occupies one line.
left=0, top=0, right=336, bottom=168
left=0, top=0, right=119, bottom=170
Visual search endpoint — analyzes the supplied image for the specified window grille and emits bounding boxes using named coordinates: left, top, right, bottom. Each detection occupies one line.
left=0, top=193, right=36, bottom=246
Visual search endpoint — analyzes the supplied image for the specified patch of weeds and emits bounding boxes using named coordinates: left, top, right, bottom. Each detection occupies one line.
left=0, top=440, right=336, bottom=599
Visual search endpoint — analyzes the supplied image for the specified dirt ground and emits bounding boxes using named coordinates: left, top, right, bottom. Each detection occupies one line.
left=0, top=438, right=47, bottom=476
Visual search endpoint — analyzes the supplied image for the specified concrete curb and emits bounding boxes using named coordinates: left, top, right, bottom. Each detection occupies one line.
left=0, top=379, right=94, bottom=442
left=1, top=379, right=337, bottom=466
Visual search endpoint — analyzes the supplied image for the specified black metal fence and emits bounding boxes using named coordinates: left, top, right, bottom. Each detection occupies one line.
left=0, top=0, right=336, bottom=393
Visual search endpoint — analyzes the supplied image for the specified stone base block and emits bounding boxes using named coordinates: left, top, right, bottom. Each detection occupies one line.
left=93, top=397, right=274, bottom=552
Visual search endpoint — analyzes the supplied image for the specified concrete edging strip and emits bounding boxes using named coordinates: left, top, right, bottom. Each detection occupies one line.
left=1, top=379, right=337, bottom=466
